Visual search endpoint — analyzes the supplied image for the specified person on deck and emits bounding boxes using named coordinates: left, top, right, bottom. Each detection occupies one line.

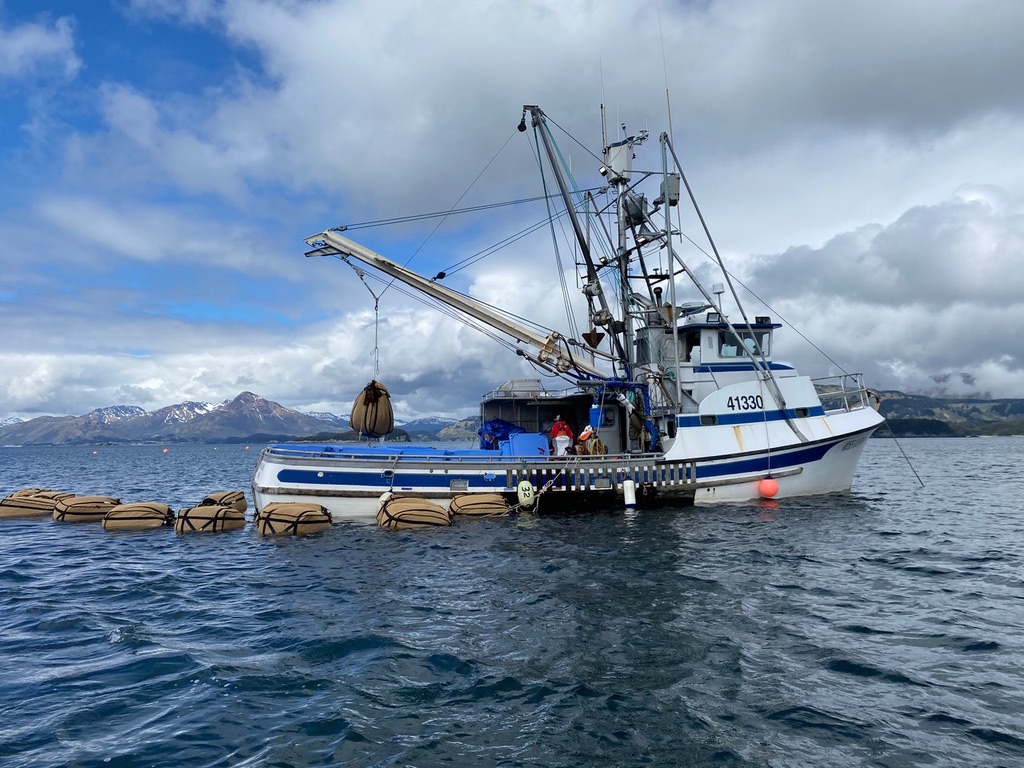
left=550, top=415, right=574, bottom=456
left=576, top=425, right=593, bottom=455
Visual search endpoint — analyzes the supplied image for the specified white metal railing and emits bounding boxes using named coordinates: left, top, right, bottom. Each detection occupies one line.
left=481, top=384, right=582, bottom=400
left=507, top=459, right=698, bottom=492
left=812, top=372, right=875, bottom=413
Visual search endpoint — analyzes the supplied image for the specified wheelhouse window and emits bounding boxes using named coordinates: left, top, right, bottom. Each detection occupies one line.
left=718, top=330, right=770, bottom=357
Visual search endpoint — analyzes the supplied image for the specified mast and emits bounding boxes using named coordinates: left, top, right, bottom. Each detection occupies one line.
left=660, top=136, right=684, bottom=407
left=522, top=105, right=630, bottom=368
left=614, top=153, right=633, bottom=372
left=600, top=119, right=649, bottom=378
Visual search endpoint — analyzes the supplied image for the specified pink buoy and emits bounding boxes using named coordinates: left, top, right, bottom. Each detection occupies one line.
left=758, top=477, right=779, bottom=498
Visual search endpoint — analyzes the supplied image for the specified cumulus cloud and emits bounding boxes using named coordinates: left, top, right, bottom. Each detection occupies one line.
left=734, top=188, right=1024, bottom=396
left=0, top=11, right=79, bottom=79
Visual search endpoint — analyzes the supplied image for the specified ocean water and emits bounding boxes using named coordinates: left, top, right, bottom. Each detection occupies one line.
left=1, top=438, right=1023, bottom=767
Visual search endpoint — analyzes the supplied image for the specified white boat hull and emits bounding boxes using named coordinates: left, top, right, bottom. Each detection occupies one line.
left=251, top=407, right=883, bottom=522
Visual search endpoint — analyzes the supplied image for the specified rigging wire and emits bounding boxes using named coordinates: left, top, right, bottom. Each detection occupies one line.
left=882, top=420, right=926, bottom=487
left=674, top=229, right=851, bottom=373
left=529, top=124, right=580, bottom=341
left=333, top=193, right=572, bottom=231
left=655, top=0, right=675, bottom=147
left=407, top=128, right=521, bottom=261
left=345, top=260, right=517, bottom=354
left=537, top=113, right=606, bottom=169
left=367, top=128, right=523, bottom=302
left=344, top=263, right=384, bottom=378
left=436, top=209, right=572, bottom=277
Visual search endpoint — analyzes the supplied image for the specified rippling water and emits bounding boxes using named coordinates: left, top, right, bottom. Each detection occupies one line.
left=2, top=439, right=1023, bottom=767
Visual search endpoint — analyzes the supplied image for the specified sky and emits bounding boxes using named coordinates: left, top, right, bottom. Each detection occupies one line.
left=2, top=0, right=1023, bottom=422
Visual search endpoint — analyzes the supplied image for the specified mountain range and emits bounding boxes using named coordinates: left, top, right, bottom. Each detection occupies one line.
left=874, top=391, right=1024, bottom=437
left=1, top=389, right=1022, bottom=446
left=0, top=392, right=467, bottom=446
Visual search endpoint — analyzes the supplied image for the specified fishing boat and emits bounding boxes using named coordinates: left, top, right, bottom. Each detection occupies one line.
left=252, top=104, right=885, bottom=521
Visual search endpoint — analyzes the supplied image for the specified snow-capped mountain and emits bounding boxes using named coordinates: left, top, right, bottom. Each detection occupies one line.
left=83, top=405, right=146, bottom=424
left=0, top=392, right=330, bottom=445
left=303, top=410, right=349, bottom=428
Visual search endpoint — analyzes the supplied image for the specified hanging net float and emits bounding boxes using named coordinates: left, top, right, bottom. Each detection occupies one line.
left=350, top=380, right=395, bottom=439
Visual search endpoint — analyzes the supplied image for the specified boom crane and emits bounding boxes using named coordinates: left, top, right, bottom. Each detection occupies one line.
left=304, top=229, right=610, bottom=381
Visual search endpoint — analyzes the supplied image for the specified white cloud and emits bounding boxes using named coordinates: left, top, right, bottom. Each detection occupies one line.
left=0, top=12, right=79, bottom=79
left=35, top=194, right=292, bottom=273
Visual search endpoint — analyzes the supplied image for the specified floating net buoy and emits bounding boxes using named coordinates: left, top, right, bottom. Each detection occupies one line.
left=255, top=502, right=333, bottom=536
left=516, top=481, right=536, bottom=509
left=0, top=489, right=74, bottom=518
left=199, top=490, right=247, bottom=513
left=53, top=495, right=120, bottom=523
left=102, top=502, right=175, bottom=531
left=176, top=504, right=246, bottom=533
left=350, top=380, right=394, bottom=438
left=758, top=477, right=779, bottom=498
left=377, top=496, right=452, bottom=530
left=449, top=493, right=509, bottom=518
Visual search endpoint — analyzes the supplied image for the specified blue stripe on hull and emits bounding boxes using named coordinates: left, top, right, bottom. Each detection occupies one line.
left=676, top=406, right=825, bottom=428
left=689, top=431, right=861, bottom=480
left=276, top=468, right=509, bottom=490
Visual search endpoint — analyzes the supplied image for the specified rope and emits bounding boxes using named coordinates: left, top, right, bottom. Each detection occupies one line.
left=342, top=261, right=384, bottom=379
left=372, top=298, right=380, bottom=380
left=372, top=127, right=522, bottom=301
left=882, top=422, right=926, bottom=487
left=529, top=126, right=580, bottom=340
left=508, top=455, right=583, bottom=513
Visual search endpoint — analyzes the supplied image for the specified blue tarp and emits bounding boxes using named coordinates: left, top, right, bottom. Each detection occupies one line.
left=478, top=418, right=525, bottom=449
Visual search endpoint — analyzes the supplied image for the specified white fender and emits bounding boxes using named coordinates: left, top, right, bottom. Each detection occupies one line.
left=622, top=478, right=637, bottom=509
left=517, top=480, right=536, bottom=509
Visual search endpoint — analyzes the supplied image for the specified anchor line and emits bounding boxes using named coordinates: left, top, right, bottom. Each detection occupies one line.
left=883, top=422, right=925, bottom=488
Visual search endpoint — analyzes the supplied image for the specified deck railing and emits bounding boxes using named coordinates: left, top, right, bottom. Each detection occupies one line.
left=262, top=445, right=700, bottom=492
left=507, top=458, right=699, bottom=493
left=813, top=372, right=876, bottom=413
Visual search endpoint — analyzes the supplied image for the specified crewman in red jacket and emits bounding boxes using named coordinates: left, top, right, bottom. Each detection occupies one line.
left=550, top=415, right=574, bottom=455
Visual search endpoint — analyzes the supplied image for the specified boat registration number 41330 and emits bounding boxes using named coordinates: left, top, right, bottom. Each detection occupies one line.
left=726, top=394, right=764, bottom=411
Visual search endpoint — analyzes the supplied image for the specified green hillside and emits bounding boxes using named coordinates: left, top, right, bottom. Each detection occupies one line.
left=877, top=391, right=1024, bottom=437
